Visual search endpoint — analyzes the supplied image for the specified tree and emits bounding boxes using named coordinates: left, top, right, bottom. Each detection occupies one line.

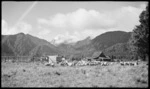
left=129, top=4, right=149, bottom=61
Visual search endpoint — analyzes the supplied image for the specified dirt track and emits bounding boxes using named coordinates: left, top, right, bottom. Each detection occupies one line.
left=1, top=62, right=148, bottom=87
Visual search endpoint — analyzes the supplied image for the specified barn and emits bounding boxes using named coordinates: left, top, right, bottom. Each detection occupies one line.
left=92, top=51, right=112, bottom=61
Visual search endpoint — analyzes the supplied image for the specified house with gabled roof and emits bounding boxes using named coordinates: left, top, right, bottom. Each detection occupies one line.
left=92, top=51, right=112, bottom=61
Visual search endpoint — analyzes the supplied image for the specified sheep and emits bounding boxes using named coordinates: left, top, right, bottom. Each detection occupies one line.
left=130, top=61, right=138, bottom=66
left=100, top=62, right=108, bottom=66
left=67, top=62, right=73, bottom=67
left=120, top=61, right=138, bottom=66
left=120, top=62, right=125, bottom=66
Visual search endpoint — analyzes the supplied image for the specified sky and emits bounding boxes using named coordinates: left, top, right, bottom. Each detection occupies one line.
left=2, top=1, right=148, bottom=44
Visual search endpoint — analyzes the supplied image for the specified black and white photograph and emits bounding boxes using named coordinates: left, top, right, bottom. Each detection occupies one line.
left=1, top=1, right=149, bottom=87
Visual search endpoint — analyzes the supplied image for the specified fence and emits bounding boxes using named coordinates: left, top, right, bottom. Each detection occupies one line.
left=1, top=56, right=44, bottom=62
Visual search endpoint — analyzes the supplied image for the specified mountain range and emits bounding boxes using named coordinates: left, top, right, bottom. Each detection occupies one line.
left=1, top=31, right=132, bottom=59
left=2, top=33, right=60, bottom=57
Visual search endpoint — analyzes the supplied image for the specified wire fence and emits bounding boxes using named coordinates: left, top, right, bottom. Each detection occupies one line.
left=1, top=56, right=45, bottom=62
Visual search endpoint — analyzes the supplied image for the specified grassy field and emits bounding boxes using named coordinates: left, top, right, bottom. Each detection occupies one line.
left=1, top=61, right=148, bottom=87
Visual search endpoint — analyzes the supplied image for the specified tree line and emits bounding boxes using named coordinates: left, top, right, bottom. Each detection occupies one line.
left=129, top=4, right=149, bottom=61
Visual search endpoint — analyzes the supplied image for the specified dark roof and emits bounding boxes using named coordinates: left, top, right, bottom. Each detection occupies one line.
left=92, top=51, right=106, bottom=58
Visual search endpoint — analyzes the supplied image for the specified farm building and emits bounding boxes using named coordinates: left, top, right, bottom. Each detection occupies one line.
left=92, top=51, right=112, bottom=61
left=92, top=51, right=106, bottom=58
left=45, top=55, right=66, bottom=64
left=47, top=55, right=58, bottom=64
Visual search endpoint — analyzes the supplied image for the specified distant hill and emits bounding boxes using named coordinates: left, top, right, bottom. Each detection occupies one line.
left=92, top=31, right=131, bottom=50
left=74, top=36, right=91, bottom=49
left=55, top=31, right=132, bottom=58
left=1, top=33, right=60, bottom=57
left=103, top=43, right=132, bottom=59
left=1, top=31, right=132, bottom=59
left=57, top=43, right=79, bottom=56
left=70, top=31, right=131, bottom=57
left=57, top=36, right=95, bottom=58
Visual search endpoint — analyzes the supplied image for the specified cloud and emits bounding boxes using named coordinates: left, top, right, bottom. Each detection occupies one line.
left=37, top=4, right=146, bottom=44
left=53, top=32, right=80, bottom=44
left=112, top=5, right=145, bottom=31
left=37, top=28, right=51, bottom=39
left=139, top=3, right=147, bottom=10
left=38, top=8, right=116, bottom=30
left=2, top=20, right=32, bottom=35
left=2, top=20, right=9, bottom=35
left=52, top=29, right=112, bottom=44
left=38, top=5, right=144, bottom=32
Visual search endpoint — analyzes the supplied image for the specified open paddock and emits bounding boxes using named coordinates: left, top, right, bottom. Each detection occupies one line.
left=1, top=61, right=148, bottom=87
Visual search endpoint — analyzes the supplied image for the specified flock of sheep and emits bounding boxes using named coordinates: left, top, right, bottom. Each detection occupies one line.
left=44, top=57, right=140, bottom=67
left=2, top=56, right=141, bottom=67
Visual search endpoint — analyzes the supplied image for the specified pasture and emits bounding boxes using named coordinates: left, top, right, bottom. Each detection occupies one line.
left=1, top=61, right=148, bottom=87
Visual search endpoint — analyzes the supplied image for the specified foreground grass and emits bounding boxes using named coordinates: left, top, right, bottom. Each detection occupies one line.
left=1, top=61, right=148, bottom=87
